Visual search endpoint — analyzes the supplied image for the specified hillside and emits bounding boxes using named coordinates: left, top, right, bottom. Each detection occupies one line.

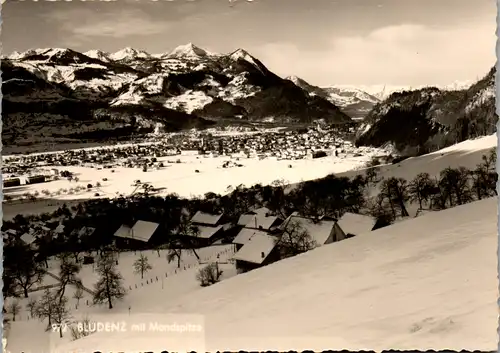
left=355, top=67, right=496, bottom=155
left=286, top=75, right=380, bottom=119
left=2, top=45, right=351, bottom=149
left=56, top=197, right=497, bottom=352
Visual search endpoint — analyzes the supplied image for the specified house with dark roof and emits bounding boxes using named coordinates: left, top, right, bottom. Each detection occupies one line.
left=333, top=212, right=377, bottom=240
left=113, top=220, right=161, bottom=249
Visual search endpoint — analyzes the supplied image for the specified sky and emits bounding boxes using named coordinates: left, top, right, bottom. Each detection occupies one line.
left=1, top=0, right=496, bottom=88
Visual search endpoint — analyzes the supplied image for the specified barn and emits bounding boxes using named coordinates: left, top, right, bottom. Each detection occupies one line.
left=232, top=232, right=281, bottom=274
left=113, top=221, right=161, bottom=250
left=333, top=212, right=377, bottom=240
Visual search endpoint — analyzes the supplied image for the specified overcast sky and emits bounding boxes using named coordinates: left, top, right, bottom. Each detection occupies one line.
left=1, top=0, right=496, bottom=87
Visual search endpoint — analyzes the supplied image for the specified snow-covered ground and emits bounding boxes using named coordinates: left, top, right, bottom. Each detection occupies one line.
left=3, top=134, right=496, bottom=220
left=49, top=196, right=498, bottom=352
left=4, top=244, right=237, bottom=353
left=4, top=152, right=377, bottom=201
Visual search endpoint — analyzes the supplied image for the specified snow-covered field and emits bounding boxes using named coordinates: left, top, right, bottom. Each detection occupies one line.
left=4, top=152, right=377, bottom=201
left=4, top=244, right=237, bottom=353
left=49, top=196, right=498, bottom=352
left=3, top=134, right=497, bottom=220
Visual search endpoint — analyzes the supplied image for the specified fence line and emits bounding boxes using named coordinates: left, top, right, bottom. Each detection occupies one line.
left=126, top=247, right=236, bottom=291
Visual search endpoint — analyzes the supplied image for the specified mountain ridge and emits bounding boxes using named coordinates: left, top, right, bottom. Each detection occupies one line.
left=2, top=44, right=352, bottom=149
left=355, top=66, right=496, bottom=155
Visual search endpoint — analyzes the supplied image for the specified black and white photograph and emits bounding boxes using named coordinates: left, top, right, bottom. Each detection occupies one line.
left=1, top=0, right=497, bottom=352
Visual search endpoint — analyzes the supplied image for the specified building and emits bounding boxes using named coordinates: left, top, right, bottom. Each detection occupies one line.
left=333, top=212, right=377, bottom=240
left=180, top=149, right=199, bottom=156
left=232, top=232, right=281, bottom=273
left=188, top=211, right=227, bottom=247
left=279, top=213, right=338, bottom=247
left=3, top=178, right=21, bottom=188
left=26, top=175, right=47, bottom=184
left=113, top=220, right=160, bottom=249
left=232, top=228, right=269, bottom=251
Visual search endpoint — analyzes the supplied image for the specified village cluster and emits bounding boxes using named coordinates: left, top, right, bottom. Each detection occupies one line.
left=3, top=126, right=358, bottom=172
left=3, top=205, right=376, bottom=275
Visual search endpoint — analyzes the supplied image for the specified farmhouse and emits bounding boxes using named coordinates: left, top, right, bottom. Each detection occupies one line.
left=232, top=228, right=269, bottom=251
left=187, top=211, right=228, bottom=247
left=20, top=232, right=37, bottom=247
left=278, top=213, right=338, bottom=246
left=113, top=221, right=161, bottom=249
left=333, top=212, right=377, bottom=240
left=232, top=232, right=281, bottom=274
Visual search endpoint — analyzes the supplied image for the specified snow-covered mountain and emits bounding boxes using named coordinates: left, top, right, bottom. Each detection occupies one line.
left=286, top=75, right=380, bottom=119
left=351, top=81, right=475, bottom=101
left=2, top=45, right=351, bottom=148
left=83, top=49, right=111, bottom=62
left=355, top=67, right=496, bottom=155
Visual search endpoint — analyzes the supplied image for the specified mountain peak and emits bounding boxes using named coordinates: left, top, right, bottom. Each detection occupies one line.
left=167, top=43, right=209, bottom=58
left=286, top=75, right=308, bottom=86
left=84, top=49, right=111, bottom=62
left=110, top=47, right=151, bottom=61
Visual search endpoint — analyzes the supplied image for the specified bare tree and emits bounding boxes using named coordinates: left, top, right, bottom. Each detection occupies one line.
left=57, top=254, right=81, bottom=303
left=73, top=286, right=84, bottom=309
left=53, top=296, right=72, bottom=338
left=167, top=248, right=183, bottom=269
left=133, top=254, right=152, bottom=279
left=36, top=289, right=58, bottom=329
left=408, top=173, right=435, bottom=211
left=10, top=245, right=45, bottom=298
left=93, top=253, right=126, bottom=309
left=439, top=167, right=472, bottom=206
left=8, top=301, right=21, bottom=321
left=26, top=297, right=38, bottom=318
left=277, top=219, right=317, bottom=259
left=196, top=262, right=223, bottom=287
left=175, top=215, right=201, bottom=260
left=380, top=177, right=410, bottom=218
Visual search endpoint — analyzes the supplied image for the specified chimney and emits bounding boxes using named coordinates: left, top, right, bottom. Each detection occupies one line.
left=261, top=252, right=265, bottom=258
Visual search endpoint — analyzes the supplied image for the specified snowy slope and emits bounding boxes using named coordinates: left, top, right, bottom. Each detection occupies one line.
left=56, top=197, right=498, bottom=352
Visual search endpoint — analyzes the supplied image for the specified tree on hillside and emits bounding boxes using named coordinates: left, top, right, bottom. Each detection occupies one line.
left=439, top=167, right=472, bottom=206
left=380, top=177, right=410, bottom=218
left=174, top=214, right=201, bottom=261
left=93, top=253, right=126, bottom=309
left=36, top=289, right=58, bottom=328
left=73, top=286, right=84, bottom=309
left=8, top=300, right=21, bottom=322
left=277, top=220, right=317, bottom=259
left=133, top=254, right=152, bottom=279
left=52, top=296, right=72, bottom=338
left=471, top=150, right=498, bottom=199
left=408, top=172, right=435, bottom=210
left=367, top=193, right=395, bottom=229
left=8, top=244, right=45, bottom=298
left=167, top=248, right=183, bottom=269
left=264, top=179, right=290, bottom=219
left=26, top=297, right=38, bottom=318
left=56, top=254, right=81, bottom=303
